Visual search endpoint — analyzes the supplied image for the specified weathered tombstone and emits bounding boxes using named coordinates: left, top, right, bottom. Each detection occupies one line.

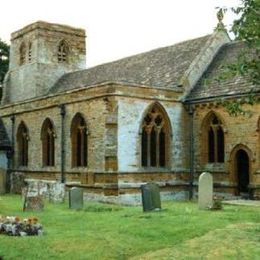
left=198, top=172, right=213, bottom=210
left=141, top=183, right=161, bottom=212
left=23, top=183, right=44, bottom=211
left=48, top=182, right=65, bottom=203
left=69, top=187, right=83, bottom=209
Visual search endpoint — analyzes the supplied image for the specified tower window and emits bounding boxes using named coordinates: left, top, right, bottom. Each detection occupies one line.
left=28, top=42, right=32, bottom=62
left=141, top=104, right=170, bottom=168
left=57, top=40, right=69, bottom=62
left=41, top=118, right=55, bottom=166
left=71, top=113, right=88, bottom=167
left=19, top=42, right=26, bottom=65
left=17, top=121, right=29, bottom=166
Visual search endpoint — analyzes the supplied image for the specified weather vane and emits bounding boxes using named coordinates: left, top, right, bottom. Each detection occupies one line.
left=216, top=8, right=225, bottom=31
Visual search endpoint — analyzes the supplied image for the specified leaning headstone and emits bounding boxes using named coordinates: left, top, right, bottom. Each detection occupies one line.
left=141, top=183, right=161, bottom=212
left=69, top=187, right=83, bottom=209
left=198, top=172, right=213, bottom=210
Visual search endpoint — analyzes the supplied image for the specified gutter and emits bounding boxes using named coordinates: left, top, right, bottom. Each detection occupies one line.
left=184, top=90, right=260, bottom=104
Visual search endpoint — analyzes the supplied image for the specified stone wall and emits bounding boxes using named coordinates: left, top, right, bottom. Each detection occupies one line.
left=192, top=102, right=260, bottom=197
left=2, top=21, right=86, bottom=104
left=117, top=96, right=190, bottom=172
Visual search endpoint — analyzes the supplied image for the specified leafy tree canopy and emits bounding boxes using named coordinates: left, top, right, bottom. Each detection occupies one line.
left=0, top=39, right=9, bottom=84
left=229, top=0, right=260, bottom=84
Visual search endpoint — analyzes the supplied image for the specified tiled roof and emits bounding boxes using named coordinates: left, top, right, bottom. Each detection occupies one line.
left=0, top=118, right=11, bottom=150
left=50, top=35, right=210, bottom=94
left=186, top=42, right=260, bottom=102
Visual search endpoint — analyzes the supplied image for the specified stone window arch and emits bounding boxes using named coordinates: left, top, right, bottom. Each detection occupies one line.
left=57, top=40, right=69, bottom=63
left=19, top=42, right=26, bottom=65
left=17, top=121, right=29, bottom=166
left=71, top=113, right=88, bottom=167
left=202, top=112, right=225, bottom=163
left=41, top=118, right=55, bottom=166
left=141, top=103, right=171, bottom=168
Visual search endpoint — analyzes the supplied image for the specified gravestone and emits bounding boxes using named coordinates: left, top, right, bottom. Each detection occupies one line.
left=48, top=182, right=65, bottom=203
left=198, top=172, right=213, bottom=210
left=69, top=187, right=83, bottom=209
left=141, top=183, right=161, bottom=212
left=23, top=183, right=44, bottom=211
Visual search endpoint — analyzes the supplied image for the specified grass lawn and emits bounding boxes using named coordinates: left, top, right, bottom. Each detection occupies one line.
left=0, top=195, right=259, bottom=260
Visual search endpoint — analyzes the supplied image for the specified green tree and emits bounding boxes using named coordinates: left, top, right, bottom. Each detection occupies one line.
left=0, top=38, right=9, bottom=84
left=230, top=0, right=260, bottom=84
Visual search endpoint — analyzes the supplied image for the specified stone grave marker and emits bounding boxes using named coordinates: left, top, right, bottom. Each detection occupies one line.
left=69, top=187, right=83, bottom=209
left=23, top=182, right=44, bottom=211
left=48, top=182, right=65, bottom=203
left=141, top=183, right=161, bottom=212
left=198, top=172, right=213, bottom=210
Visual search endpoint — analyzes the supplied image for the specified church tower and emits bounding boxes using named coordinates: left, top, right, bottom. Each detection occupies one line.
left=2, top=21, right=86, bottom=104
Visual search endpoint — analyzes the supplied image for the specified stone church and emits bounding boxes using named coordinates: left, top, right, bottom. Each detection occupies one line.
left=0, top=16, right=259, bottom=203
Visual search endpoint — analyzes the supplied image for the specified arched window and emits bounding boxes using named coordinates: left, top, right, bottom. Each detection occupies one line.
left=28, top=42, right=32, bottom=62
left=141, top=104, right=171, bottom=168
left=19, top=42, right=26, bottom=65
left=17, top=121, right=29, bottom=166
left=204, top=113, right=225, bottom=163
left=41, top=118, right=55, bottom=166
left=71, top=113, right=88, bottom=167
left=57, top=40, right=69, bottom=62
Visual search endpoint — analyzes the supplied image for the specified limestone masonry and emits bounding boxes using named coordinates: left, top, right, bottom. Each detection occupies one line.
left=0, top=19, right=259, bottom=203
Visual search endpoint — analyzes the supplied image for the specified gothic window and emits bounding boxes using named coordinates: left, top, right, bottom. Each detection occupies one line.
left=71, top=113, right=88, bottom=167
left=19, top=42, right=26, bottom=65
left=141, top=104, right=170, bottom=168
left=41, top=118, right=55, bottom=166
left=17, top=121, right=29, bottom=166
left=57, top=40, right=69, bottom=62
left=204, top=113, right=225, bottom=163
left=28, top=42, right=32, bottom=62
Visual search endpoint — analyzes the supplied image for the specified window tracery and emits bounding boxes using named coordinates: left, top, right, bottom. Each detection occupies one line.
left=71, top=113, right=88, bottom=167
left=141, top=104, right=170, bottom=168
left=204, top=113, right=225, bottom=163
left=41, top=118, right=55, bottom=166
left=17, top=121, right=29, bottom=166
left=57, top=40, right=69, bottom=62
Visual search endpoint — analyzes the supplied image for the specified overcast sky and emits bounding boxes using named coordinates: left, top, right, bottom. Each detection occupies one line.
left=1, top=0, right=240, bottom=67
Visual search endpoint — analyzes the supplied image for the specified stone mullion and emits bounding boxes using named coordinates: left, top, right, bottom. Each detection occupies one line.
left=213, top=126, right=218, bottom=163
left=80, top=129, right=85, bottom=166
left=156, top=128, right=160, bottom=167
left=49, top=133, right=54, bottom=166
left=147, top=129, right=151, bottom=167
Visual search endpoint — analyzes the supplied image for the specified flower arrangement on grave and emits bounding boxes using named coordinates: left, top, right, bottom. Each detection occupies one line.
left=0, top=215, right=43, bottom=236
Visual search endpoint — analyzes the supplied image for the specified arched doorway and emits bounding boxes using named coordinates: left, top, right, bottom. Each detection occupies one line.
left=235, top=149, right=249, bottom=194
